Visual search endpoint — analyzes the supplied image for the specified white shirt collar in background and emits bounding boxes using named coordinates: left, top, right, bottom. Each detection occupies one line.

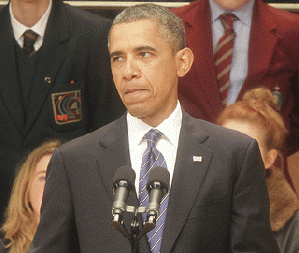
left=209, top=0, right=254, bottom=26
left=9, top=0, right=52, bottom=51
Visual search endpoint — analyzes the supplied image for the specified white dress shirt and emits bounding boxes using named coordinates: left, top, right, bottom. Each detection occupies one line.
left=209, top=0, right=254, bottom=104
left=9, top=0, right=52, bottom=52
left=127, top=102, right=182, bottom=194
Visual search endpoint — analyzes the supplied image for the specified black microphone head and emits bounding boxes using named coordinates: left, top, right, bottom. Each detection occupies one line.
left=147, top=166, right=170, bottom=193
left=113, top=166, right=136, bottom=192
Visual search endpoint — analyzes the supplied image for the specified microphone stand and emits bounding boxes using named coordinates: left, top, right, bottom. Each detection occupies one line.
left=130, top=211, right=140, bottom=253
left=112, top=205, right=156, bottom=253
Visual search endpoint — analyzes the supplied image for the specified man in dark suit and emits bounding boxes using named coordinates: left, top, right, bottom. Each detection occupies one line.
left=30, top=4, right=279, bottom=252
left=171, top=0, right=299, bottom=191
left=0, top=0, right=125, bottom=220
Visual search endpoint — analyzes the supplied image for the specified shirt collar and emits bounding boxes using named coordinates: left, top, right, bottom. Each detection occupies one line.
left=127, top=101, right=182, bottom=147
left=9, top=0, right=52, bottom=44
left=209, top=0, right=254, bottom=27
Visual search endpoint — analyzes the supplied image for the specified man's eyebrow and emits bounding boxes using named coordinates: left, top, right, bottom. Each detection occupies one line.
left=135, top=46, right=157, bottom=52
left=110, top=46, right=157, bottom=58
left=110, top=51, right=122, bottom=59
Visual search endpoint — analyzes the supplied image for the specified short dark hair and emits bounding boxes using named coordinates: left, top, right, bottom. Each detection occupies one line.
left=108, top=3, right=186, bottom=52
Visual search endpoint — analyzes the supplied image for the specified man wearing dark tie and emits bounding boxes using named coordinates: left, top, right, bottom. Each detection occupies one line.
left=0, top=0, right=124, bottom=221
left=29, top=4, right=279, bottom=252
left=171, top=0, right=299, bottom=192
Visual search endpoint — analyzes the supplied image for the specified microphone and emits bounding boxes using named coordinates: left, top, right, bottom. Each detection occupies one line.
left=112, top=166, right=136, bottom=223
left=145, top=166, right=170, bottom=224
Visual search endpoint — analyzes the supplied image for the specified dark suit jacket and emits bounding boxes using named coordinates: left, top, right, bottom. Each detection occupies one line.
left=0, top=239, right=8, bottom=253
left=171, top=0, right=299, bottom=155
left=0, top=1, right=125, bottom=220
left=30, top=111, right=279, bottom=252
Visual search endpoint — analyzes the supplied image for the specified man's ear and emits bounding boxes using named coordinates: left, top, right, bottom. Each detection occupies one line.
left=176, top=47, right=194, bottom=77
left=264, top=149, right=278, bottom=169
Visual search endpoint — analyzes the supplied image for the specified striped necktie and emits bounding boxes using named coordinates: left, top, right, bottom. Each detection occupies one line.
left=139, top=129, right=169, bottom=253
left=214, top=13, right=238, bottom=106
left=23, top=29, right=39, bottom=57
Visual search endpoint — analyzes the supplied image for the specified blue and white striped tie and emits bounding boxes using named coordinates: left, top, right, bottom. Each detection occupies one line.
left=139, top=129, right=169, bottom=253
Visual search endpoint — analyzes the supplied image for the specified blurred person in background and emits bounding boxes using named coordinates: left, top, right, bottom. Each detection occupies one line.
left=0, top=0, right=125, bottom=221
left=172, top=0, right=299, bottom=192
left=217, top=87, right=299, bottom=253
left=0, top=139, right=63, bottom=253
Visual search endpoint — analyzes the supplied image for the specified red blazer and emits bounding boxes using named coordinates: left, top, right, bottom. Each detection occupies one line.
left=172, top=0, right=299, bottom=154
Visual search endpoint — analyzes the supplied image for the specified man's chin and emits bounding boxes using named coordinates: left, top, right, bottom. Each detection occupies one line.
left=126, top=104, right=148, bottom=118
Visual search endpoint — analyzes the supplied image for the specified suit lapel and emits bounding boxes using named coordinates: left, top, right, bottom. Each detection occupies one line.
left=95, top=116, right=131, bottom=204
left=239, top=0, right=277, bottom=99
left=0, top=5, right=25, bottom=133
left=95, top=116, right=144, bottom=243
left=161, top=112, right=213, bottom=252
left=24, top=1, right=70, bottom=133
left=183, top=0, right=223, bottom=118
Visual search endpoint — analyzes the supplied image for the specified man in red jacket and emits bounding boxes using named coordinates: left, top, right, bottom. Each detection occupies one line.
left=172, top=0, right=299, bottom=191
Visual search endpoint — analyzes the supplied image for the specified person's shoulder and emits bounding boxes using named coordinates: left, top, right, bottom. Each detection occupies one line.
left=184, top=113, right=255, bottom=148
left=171, top=1, right=199, bottom=13
left=0, top=238, right=8, bottom=253
left=58, top=114, right=126, bottom=154
left=66, top=4, right=110, bottom=24
left=287, top=210, right=299, bottom=231
left=260, top=1, right=299, bottom=27
left=197, top=118, right=251, bottom=140
left=275, top=210, right=299, bottom=253
left=0, top=3, right=8, bottom=14
left=58, top=1, right=111, bottom=31
left=0, top=3, right=9, bottom=24
left=171, top=0, right=206, bottom=17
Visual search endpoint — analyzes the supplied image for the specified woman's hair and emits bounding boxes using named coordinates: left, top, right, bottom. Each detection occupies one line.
left=217, top=87, right=288, bottom=160
left=0, top=139, right=63, bottom=253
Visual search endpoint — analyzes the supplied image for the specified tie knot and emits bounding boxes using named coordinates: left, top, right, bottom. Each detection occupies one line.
left=23, top=29, right=39, bottom=56
left=144, top=129, right=162, bottom=148
left=219, top=13, right=237, bottom=30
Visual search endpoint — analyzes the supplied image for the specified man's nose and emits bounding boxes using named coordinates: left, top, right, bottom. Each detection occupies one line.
left=123, top=58, right=140, bottom=80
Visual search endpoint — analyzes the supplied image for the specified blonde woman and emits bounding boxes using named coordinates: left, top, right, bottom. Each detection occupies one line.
left=0, top=139, right=63, bottom=253
left=217, top=88, right=299, bottom=253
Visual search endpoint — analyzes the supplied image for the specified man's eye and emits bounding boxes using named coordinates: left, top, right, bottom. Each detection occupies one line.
left=140, top=52, right=151, bottom=58
left=112, top=56, right=122, bottom=62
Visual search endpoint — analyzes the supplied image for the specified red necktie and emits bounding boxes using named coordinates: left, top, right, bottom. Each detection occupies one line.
left=214, top=14, right=237, bottom=106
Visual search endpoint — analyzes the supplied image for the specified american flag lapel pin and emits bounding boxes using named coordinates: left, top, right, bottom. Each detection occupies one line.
left=193, top=156, right=202, bottom=162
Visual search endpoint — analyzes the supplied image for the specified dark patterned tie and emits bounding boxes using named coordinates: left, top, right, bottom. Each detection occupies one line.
left=23, top=29, right=39, bottom=57
left=214, top=13, right=238, bottom=106
left=139, top=129, right=169, bottom=253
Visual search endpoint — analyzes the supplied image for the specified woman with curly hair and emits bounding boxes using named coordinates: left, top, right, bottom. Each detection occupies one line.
left=0, top=139, right=63, bottom=253
left=217, top=87, right=299, bottom=253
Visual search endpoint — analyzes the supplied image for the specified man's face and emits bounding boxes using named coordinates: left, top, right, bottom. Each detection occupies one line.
left=29, top=153, right=52, bottom=224
left=109, top=20, right=180, bottom=126
left=213, top=0, right=252, bottom=11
